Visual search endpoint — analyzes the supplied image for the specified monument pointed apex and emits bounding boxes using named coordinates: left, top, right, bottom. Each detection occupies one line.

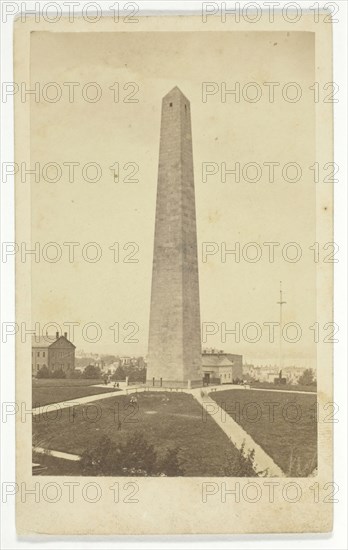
left=163, top=86, right=189, bottom=102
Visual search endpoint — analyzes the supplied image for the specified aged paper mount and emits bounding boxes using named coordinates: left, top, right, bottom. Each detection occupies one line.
left=15, top=14, right=333, bottom=535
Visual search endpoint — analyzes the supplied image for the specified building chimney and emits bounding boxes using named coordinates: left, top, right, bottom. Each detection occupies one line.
left=56, top=331, right=59, bottom=339
left=64, top=332, right=67, bottom=338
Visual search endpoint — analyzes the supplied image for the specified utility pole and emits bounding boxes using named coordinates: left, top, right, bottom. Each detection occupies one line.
left=277, top=281, right=286, bottom=373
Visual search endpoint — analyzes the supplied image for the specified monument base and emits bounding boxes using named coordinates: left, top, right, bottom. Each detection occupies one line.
left=145, top=378, right=203, bottom=389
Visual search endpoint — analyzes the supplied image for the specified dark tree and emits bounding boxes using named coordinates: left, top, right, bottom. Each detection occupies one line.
left=159, top=447, right=184, bottom=476
left=298, top=368, right=316, bottom=386
left=79, top=432, right=184, bottom=477
left=82, top=364, right=101, bottom=379
left=36, top=366, right=50, bottom=378
left=223, top=441, right=266, bottom=477
left=116, top=431, right=158, bottom=476
left=50, top=368, right=66, bottom=379
left=113, top=365, right=126, bottom=381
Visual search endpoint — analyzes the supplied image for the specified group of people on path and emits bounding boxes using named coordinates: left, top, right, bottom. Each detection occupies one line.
left=102, top=375, right=120, bottom=388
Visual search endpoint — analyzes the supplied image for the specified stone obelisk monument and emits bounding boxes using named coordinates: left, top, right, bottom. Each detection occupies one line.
left=147, top=87, right=202, bottom=388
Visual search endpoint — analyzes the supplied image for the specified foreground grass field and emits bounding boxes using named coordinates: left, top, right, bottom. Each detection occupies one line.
left=210, top=389, right=317, bottom=475
left=32, top=378, right=116, bottom=407
left=33, top=392, right=240, bottom=476
left=32, top=452, right=81, bottom=476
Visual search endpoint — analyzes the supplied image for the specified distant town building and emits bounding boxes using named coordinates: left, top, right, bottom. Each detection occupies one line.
left=74, top=365, right=85, bottom=373
left=242, top=363, right=257, bottom=379
left=107, top=362, right=120, bottom=374
left=242, top=363, right=309, bottom=384
left=120, top=356, right=131, bottom=366
left=133, top=357, right=144, bottom=369
left=74, top=354, right=146, bottom=375
left=32, top=332, right=75, bottom=376
left=265, top=368, right=280, bottom=383
left=282, top=365, right=309, bottom=384
left=202, top=349, right=243, bottom=385
left=119, top=356, right=146, bottom=369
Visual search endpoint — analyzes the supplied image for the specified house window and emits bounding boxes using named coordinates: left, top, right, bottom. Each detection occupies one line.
left=37, top=364, right=39, bottom=370
left=37, top=351, right=40, bottom=357
left=43, top=351, right=45, bottom=357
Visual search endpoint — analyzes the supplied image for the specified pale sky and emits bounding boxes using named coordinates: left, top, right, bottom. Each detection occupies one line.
left=30, top=30, right=316, bottom=368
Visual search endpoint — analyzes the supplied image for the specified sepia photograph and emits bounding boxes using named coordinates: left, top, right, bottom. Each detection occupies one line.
left=9, top=7, right=339, bottom=537
left=29, top=28, right=318, bottom=480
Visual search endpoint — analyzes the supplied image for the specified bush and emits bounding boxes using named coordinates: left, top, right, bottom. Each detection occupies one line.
left=50, top=368, right=66, bottom=379
left=79, top=432, right=184, bottom=476
left=36, top=366, right=71, bottom=379
left=82, top=365, right=101, bottom=379
left=159, top=446, right=184, bottom=476
left=298, top=369, right=316, bottom=386
left=112, top=365, right=126, bottom=381
left=128, top=368, right=146, bottom=384
left=36, top=366, right=50, bottom=379
left=223, top=441, right=267, bottom=477
left=66, top=369, right=82, bottom=379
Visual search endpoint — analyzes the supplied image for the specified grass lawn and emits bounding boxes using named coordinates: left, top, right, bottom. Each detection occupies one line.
left=32, top=379, right=117, bottom=407
left=33, top=392, right=240, bottom=476
left=210, top=389, right=317, bottom=476
left=249, top=381, right=316, bottom=393
left=33, top=452, right=81, bottom=476
left=33, top=378, right=103, bottom=387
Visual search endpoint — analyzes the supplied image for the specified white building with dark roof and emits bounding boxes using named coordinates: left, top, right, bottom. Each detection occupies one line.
left=202, top=350, right=243, bottom=385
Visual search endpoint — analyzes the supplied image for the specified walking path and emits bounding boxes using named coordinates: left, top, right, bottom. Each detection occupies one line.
left=32, top=389, right=126, bottom=416
left=189, top=388, right=285, bottom=477
left=32, top=385, right=187, bottom=416
left=193, top=384, right=316, bottom=396
left=236, top=386, right=316, bottom=396
left=33, top=383, right=315, bottom=417
left=33, top=447, right=80, bottom=461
